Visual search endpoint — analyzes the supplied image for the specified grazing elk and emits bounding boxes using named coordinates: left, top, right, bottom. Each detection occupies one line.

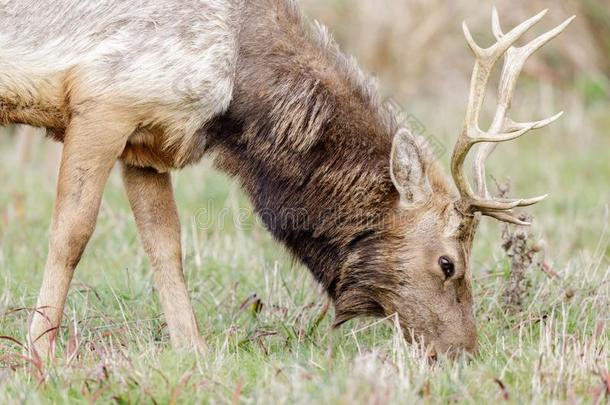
left=0, top=0, right=572, bottom=358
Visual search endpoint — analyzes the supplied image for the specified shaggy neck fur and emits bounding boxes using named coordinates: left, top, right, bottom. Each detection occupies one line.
left=205, top=0, right=414, bottom=322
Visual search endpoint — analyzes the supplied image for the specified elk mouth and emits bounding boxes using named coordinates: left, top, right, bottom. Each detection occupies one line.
left=401, top=326, right=477, bottom=361
left=431, top=340, right=477, bottom=361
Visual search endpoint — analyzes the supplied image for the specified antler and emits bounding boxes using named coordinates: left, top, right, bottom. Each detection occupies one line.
left=451, top=8, right=574, bottom=226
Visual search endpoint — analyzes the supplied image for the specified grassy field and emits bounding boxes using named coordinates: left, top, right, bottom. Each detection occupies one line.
left=1, top=2, right=609, bottom=404
left=1, top=105, right=608, bottom=403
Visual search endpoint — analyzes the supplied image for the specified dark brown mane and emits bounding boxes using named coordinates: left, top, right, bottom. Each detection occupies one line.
left=204, top=0, right=403, bottom=320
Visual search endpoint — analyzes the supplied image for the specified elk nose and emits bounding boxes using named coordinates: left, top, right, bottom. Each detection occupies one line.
left=450, top=341, right=478, bottom=361
left=431, top=339, right=476, bottom=361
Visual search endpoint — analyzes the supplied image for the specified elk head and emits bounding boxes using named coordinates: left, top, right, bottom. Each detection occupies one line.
left=372, top=8, right=573, bottom=358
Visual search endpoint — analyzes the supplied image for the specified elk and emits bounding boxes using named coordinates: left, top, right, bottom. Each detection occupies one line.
left=0, top=0, right=572, bottom=358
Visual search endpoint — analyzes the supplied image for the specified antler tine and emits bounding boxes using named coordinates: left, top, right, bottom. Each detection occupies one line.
left=491, top=7, right=504, bottom=40
left=452, top=8, right=574, bottom=223
left=470, top=194, right=548, bottom=212
left=482, top=211, right=532, bottom=226
left=504, top=111, right=564, bottom=132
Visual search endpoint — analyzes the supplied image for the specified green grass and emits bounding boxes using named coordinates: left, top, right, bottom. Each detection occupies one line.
left=0, top=99, right=608, bottom=404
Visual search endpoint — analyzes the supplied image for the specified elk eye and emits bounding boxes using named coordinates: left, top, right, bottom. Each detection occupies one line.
left=438, top=256, right=455, bottom=279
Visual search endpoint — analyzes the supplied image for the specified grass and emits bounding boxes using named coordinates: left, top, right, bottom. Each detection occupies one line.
left=0, top=97, right=608, bottom=403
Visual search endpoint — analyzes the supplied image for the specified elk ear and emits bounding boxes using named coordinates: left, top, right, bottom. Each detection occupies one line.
left=390, top=129, right=431, bottom=205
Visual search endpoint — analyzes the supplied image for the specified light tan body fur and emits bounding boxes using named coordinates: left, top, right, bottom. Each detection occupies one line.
left=1, top=0, right=239, bottom=170
left=0, top=0, right=242, bottom=354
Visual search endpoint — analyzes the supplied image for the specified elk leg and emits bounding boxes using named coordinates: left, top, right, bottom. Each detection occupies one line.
left=121, top=164, right=204, bottom=351
left=29, top=114, right=132, bottom=358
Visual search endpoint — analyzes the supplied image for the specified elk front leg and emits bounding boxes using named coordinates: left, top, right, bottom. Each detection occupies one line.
left=29, top=115, right=132, bottom=358
left=121, top=164, right=204, bottom=351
